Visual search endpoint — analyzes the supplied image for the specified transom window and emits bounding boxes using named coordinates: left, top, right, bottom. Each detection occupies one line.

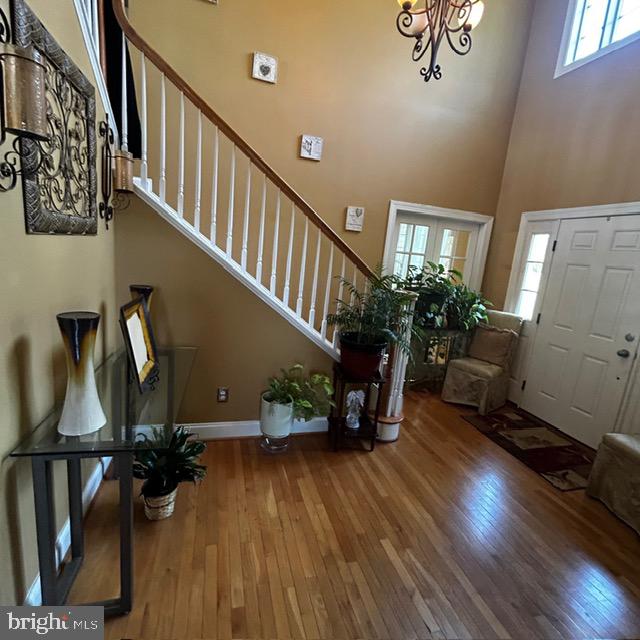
left=558, top=0, right=640, bottom=74
left=515, top=233, right=550, bottom=321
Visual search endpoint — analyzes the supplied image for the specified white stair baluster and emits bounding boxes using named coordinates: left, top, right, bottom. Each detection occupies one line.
left=283, top=204, right=295, bottom=307
left=333, top=253, right=346, bottom=347
left=226, top=145, right=236, bottom=258
left=296, top=218, right=309, bottom=317
left=241, top=158, right=251, bottom=271
left=194, top=111, right=203, bottom=232
left=269, top=191, right=281, bottom=295
left=177, top=92, right=185, bottom=217
left=121, top=33, right=128, bottom=152
left=320, top=243, right=334, bottom=339
left=139, top=52, right=149, bottom=188
left=350, top=266, right=358, bottom=306
left=256, top=175, right=267, bottom=284
left=210, top=126, right=219, bottom=245
left=91, top=0, right=100, bottom=56
left=159, top=73, right=166, bottom=202
left=308, top=228, right=322, bottom=328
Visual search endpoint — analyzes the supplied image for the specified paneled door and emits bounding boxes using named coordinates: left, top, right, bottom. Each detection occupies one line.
left=522, top=215, right=640, bottom=448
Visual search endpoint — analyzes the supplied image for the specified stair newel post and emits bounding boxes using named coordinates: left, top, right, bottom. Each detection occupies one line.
left=226, top=144, right=236, bottom=258
left=210, top=126, right=219, bottom=245
left=378, top=291, right=418, bottom=442
left=295, top=221, right=309, bottom=316
left=320, top=242, right=334, bottom=340
left=177, top=92, right=185, bottom=217
left=241, top=158, right=251, bottom=271
left=333, top=253, right=347, bottom=348
left=308, top=228, right=322, bottom=329
left=256, top=174, right=267, bottom=284
left=139, top=51, right=149, bottom=188
left=194, top=111, right=203, bottom=232
left=270, top=191, right=281, bottom=295
left=159, top=73, right=166, bottom=202
left=283, top=203, right=295, bottom=307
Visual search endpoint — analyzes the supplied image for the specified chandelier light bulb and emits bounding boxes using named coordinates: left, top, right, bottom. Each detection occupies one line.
left=460, top=0, right=485, bottom=31
left=406, top=11, right=428, bottom=36
left=398, top=0, right=418, bottom=10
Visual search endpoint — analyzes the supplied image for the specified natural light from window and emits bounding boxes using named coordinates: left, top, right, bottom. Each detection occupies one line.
left=515, top=233, right=550, bottom=321
left=565, top=0, right=640, bottom=66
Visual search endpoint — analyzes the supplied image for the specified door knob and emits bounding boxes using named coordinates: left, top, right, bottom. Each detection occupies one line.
left=617, top=349, right=631, bottom=358
left=625, top=333, right=636, bottom=342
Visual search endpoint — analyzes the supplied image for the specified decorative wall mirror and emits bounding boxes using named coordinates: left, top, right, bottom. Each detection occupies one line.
left=13, top=0, right=97, bottom=234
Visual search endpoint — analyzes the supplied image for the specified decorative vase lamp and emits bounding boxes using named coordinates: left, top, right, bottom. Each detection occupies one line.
left=57, top=312, right=107, bottom=436
left=129, top=284, right=154, bottom=310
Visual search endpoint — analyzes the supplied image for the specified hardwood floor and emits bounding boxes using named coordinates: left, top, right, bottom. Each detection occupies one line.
left=68, top=392, right=640, bottom=639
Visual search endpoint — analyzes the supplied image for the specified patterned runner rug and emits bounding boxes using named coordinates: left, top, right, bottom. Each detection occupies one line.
left=463, top=407, right=596, bottom=491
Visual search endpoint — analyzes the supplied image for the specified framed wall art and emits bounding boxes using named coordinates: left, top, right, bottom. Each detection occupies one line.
left=300, top=135, right=323, bottom=161
left=252, top=52, right=277, bottom=84
left=13, top=0, right=97, bottom=235
left=345, top=206, right=365, bottom=232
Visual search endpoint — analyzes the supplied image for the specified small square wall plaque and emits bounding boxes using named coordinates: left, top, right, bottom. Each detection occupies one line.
left=252, top=52, right=277, bottom=84
left=300, top=135, right=324, bottom=161
left=345, top=206, right=365, bottom=232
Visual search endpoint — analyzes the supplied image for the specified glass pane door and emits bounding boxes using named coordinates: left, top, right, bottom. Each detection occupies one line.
left=393, top=222, right=432, bottom=277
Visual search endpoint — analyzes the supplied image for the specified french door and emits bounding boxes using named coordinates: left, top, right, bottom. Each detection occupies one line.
left=390, top=213, right=480, bottom=283
left=521, top=215, right=640, bottom=448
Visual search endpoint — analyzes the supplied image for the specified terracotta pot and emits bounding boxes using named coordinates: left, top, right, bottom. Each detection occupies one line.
left=143, top=488, right=177, bottom=520
left=339, top=332, right=386, bottom=379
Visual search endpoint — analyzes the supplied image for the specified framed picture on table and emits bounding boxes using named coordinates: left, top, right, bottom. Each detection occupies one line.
left=119, top=297, right=160, bottom=393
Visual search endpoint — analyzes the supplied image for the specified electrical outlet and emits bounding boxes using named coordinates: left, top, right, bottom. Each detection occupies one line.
left=217, top=387, right=229, bottom=403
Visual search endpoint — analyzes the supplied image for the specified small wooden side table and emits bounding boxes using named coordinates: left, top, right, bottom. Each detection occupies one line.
left=328, top=363, right=386, bottom=452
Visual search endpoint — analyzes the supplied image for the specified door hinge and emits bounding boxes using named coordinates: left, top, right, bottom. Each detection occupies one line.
left=552, top=240, right=557, bottom=252
left=536, top=313, right=541, bottom=325
left=521, top=380, right=527, bottom=391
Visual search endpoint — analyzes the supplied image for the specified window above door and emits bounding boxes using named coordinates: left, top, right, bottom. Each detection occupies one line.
left=556, top=0, right=640, bottom=78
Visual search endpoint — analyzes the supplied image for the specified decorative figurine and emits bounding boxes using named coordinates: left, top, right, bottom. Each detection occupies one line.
left=345, top=390, right=365, bottom=430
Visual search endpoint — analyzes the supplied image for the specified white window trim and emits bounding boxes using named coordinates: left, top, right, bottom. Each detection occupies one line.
left=383, top=200, right=493, bottom=291
left=555, top=0, right=640, bottom=79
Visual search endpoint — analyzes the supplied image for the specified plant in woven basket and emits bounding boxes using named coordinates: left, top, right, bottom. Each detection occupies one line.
left=133, top=426, right=207, bottom=499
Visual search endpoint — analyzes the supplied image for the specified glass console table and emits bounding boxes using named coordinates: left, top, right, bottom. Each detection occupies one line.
left=10, top=346, right=196, bottom=616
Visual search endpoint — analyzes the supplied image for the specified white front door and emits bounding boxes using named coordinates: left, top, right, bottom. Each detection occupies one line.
left=390, top=214, right=480, bottom=283
left=522, top=215, right=640, bottom=448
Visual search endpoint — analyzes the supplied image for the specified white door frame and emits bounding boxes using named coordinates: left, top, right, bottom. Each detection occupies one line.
left=505, top=200, right=640, bottom=435
left=383, top=200, right=494, bottom=290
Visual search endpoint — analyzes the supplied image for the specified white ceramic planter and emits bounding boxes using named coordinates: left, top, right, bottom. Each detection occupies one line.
left=260, top=393, right=294, bottom=452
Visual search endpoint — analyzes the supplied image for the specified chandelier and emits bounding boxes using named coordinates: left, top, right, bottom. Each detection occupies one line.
left=396, top=0, right=485, bottom=82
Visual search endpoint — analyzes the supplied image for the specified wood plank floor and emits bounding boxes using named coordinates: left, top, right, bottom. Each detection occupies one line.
left=68, top=391, right=640, bottom=639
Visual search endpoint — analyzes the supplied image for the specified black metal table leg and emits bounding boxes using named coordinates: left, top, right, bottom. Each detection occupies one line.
left=119, top=452, right=134, bottom=614
left=67, top=458, right=84, bottom=559
left=32, top=457, right=58, bottom=605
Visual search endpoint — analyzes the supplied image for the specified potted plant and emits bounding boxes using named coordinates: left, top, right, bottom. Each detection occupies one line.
left=327, top=269, right=417, bottom=379
left=133, top=426, right=207, bottom=520
left=260, top=364, right=334, bottom=452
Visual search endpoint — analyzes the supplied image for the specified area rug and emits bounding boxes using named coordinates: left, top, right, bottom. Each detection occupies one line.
left=463, top=408, right=595, bottom=491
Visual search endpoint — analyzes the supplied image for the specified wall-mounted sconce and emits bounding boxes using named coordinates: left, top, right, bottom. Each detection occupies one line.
left=99, top=116, right=130, bottom=230
left=0, top=32, right=50, bottom=192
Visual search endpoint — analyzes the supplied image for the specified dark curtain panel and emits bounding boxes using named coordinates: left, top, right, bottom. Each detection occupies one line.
left=104, top=0, right=142, bottom=158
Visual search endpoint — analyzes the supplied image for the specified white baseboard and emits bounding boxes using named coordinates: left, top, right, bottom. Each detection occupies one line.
left=187, top=417, right=328, bottom=440
left=24, top=456, right=111, bottom=606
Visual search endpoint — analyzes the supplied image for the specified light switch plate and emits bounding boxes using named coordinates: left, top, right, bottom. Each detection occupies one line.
left=217, top=387, right=229, bottom=403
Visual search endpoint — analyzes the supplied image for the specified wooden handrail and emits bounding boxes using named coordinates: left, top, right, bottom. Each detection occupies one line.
left=112, top=0, right=374, bottom=278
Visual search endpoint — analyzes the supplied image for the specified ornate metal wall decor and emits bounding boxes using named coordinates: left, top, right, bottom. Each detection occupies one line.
left=396, top=0, right=485, bottom=82
left=12, top=0, right=97, bottom=234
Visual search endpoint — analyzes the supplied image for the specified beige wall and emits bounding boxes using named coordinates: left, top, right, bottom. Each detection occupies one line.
left=483, top=0, right=640, bottom=307
left=119, top=0, right=533, bottom=421
left=0, top=1, right=115, bottom=604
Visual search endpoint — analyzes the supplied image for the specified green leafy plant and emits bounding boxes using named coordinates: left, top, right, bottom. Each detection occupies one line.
left=133, top=426, right=207, bottom=498
left=402, top=262, right=490, bottom=331
left=326, top=267, right=420, bottom=354
left=264, top=364, right=335, bottom=421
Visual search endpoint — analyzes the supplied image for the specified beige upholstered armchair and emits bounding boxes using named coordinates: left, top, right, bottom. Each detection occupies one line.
left=441, top=310, right=523, bottom=415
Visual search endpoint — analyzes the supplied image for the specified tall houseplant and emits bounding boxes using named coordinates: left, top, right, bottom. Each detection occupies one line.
left=133, top=426, right=207, bottom=520
left=260, top=364, right=334, bottom=452
left=327, top=269, right=418, bottom=378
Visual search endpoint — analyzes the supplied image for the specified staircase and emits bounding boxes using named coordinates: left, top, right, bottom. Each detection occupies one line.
left=76, top=0, right=413, bottom=420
